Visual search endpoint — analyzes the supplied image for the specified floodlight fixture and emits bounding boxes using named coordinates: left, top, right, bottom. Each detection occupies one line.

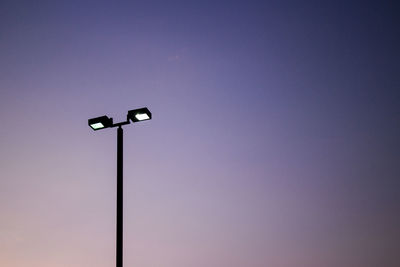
left=128, top=107, right=152, bottom=123
left=88, top=115, right=113, bottom=130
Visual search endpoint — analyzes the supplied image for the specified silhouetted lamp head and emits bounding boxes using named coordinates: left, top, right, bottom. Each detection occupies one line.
left=128, top=107, right=152, bottom=123
left=88, top=115, right=113, bottom=130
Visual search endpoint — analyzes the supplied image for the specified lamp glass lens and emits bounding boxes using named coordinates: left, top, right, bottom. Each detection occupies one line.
left=90, top=122, right=105, bottom=129
left=135, top=113, right=150, bottom=121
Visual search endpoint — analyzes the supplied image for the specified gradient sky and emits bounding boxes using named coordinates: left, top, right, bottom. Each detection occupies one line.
left=0, top=1, right=399, bottom=266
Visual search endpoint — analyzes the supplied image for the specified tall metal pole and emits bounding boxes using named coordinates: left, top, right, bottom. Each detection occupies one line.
left=117, top=126, right=123, bottom=267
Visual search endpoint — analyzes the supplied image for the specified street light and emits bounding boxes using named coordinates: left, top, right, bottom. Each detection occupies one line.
left=88, top=107, right=152, bottom=267
left=128, top=107, right=152, bottom=122
left=88, top=115, right=113, bottom=130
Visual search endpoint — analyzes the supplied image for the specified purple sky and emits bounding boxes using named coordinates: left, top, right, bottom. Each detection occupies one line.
left=1, top=1, right=399, bottom=266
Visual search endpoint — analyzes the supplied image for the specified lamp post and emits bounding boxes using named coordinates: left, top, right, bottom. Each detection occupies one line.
left=88, top=107, right=152, bottom=267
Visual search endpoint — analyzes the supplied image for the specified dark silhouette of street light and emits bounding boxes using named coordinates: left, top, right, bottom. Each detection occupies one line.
left=127, top=107, right=152, bottom=122
left=88, top=115, right=113, bottom=130
left=88, top=107, right=152, bottom=267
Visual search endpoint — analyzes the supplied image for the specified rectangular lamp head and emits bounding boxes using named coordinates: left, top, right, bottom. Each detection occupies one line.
left=88, top=116, right=113, bottom=130
left=128, top=107, right=152, bottom=123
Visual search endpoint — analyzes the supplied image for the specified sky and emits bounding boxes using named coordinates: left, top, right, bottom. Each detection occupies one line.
left=0, top=0, right=399, bottom=266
